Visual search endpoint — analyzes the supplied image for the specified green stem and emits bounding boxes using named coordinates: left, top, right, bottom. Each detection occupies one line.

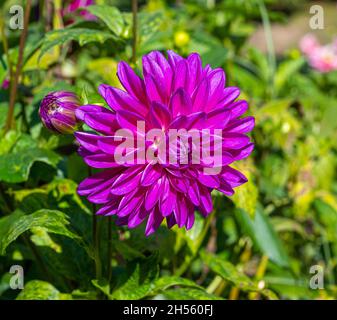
left=176, top=212, right=215, bottom=277
left=107, top=216, right=112, bottom=282
left=257, top=0, right=276, bottom=98
left=0, top=19, right=13, bottom=90
left=5, top=0, right=32, bottom=132
left=93, top=205, right=102, bottom=280
left=206, top=275, right=223, bottom=294
left=131, top=0, right=138, bottom=64
left=88, top=167, right=102, bottom=280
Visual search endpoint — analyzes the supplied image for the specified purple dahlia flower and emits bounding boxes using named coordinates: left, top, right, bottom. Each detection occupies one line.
left=39, top=91, right=81, bottom=134
left=75, top=50, right=255, bottom=236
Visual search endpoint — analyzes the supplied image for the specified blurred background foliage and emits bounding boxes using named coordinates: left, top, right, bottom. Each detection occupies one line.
left=0, top=0, right=337, bottom=300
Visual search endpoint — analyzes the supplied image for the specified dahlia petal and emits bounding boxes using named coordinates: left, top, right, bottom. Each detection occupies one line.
left=75, top=104, right=110, bottom=121
left=169, top=88, right=192, bottom=117
left=144, top=74, right=165, bottom=103
left=169, top=176, right=189, bottom=193
left=145, top=207, right=164, bottom=236
left=198, top=172, right=220, bottom=188
left=98, top=84, right=110, bottom=101
left=141, top=163, right=163, bottom=186
left=187, top=53, right=202, bottom=93
left=221, top=166, right=248, bottom=188
left=192, top=78, right=209, bottom=112
left=143, top=51, right=173, bottom=98
left=96, top=199, right=119, bottom=216
left=88, top=186, right=114, bottom=204
left=226, top=116, right=255, bottom=134
left=149, top=102, right=172, bottom=129
left=84, top=112, right=117, bottom=135
left=199, top=185, right=213, bottom=215
left=83, top=153, right=120, bottom=168
left=169, top=115, right=187, bottom=130
left=222, top=133, right=251, bottom=149
left=167, top=50, right=184, bottom=68
left=228, top=100, right=248, bottom=120
left=206, top=108, right=231, bottom=129
left=75, top=132, right=100, bottom=152
left=77, top=170, right=117, bottom=196
left=104, top=86, right=148, bottom=116
left=188, top=181, right=200, bottom=206
left=172, top=60, right=188, bottom=92
left=116, top=110, right=145, bottom=133
left=207, top=69, right=226, bottom=107
left=232, top=143, right=254, bottom=161
left=208, top=68, right=226, bottom=95
left=117, top=61, right=148, bottom=104
left=160, top=177, right=177, bottom=216
left=127, top=208, right=147, bottom=228
left=186, top=209, right=195, bottom=230
left=221, top=87, right=240, bottom=107
left=117, top=188, right=143, bottom=217
left=110, top=166, right=143, bottom=195
left=203, top=64, right=212, bottom=76
left=145, top=178, right=162, bottom=210
left=97, top=136, right=119, bottom=154
left=174, top=194, right=188, bottom=227
left=166, top=213, right=177, bottom=229
left=217, top=180, right=235, bottom=196
left=184, top=112, right=207, bottom=130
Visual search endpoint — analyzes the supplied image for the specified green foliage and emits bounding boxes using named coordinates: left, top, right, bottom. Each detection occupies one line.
left=16, top=280, right=71, bottom=300
left=87, top=5, right=125, bottom=36
left=39, top=28, right=118, bottom=60
left=235, top=208, right=290, bottom=267
left=0, top=209, right=80, bottom=255
left=0, top=0, right=336, bottom=301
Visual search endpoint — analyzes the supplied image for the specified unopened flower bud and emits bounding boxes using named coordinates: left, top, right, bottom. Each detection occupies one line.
left=39, top=91, right=81, bottom=134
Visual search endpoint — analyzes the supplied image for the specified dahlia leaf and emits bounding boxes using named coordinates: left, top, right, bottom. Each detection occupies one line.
left=151, top=276, right=203, bottom=293
left=16, top=280, right=72, bottom=300
left=201, top=251, right=258, bottom=292
left=86, top=5, right=125, bottom=37
left=235, top=207, right=290, bottom=267
left=0, top=148, right=60, bottom=183
left=111, top=253, right=159, bottom=300
left=160, top=288, right=222, bottom=300
left=0, top=209, right=81, bottom=255
left=39, top=28, right=118, bottom=60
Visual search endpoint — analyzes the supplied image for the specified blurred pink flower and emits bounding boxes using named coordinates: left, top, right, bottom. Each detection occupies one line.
left=300, top=34, right=337, bottom=73
left=307, top=45, right=337, bottom=73
left=300, top=34, right=320, bottom=55
left=64, top=0, right=96, bottom=21
left=1, top=79, right=9, bottom=90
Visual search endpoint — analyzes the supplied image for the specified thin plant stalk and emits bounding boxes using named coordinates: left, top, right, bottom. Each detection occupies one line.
left=131, top=0, right=138, bottom=64
left=176, top=212, right=215, bottom=277
left=257, top=0, right=276, bottom=98
left=5, top=0, right=32, bottom=132
left=107, top=216, right=112, bottom=282
left=88, top=167, right=102, bottom=280
left=0, top=21, right=13, bottom=90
